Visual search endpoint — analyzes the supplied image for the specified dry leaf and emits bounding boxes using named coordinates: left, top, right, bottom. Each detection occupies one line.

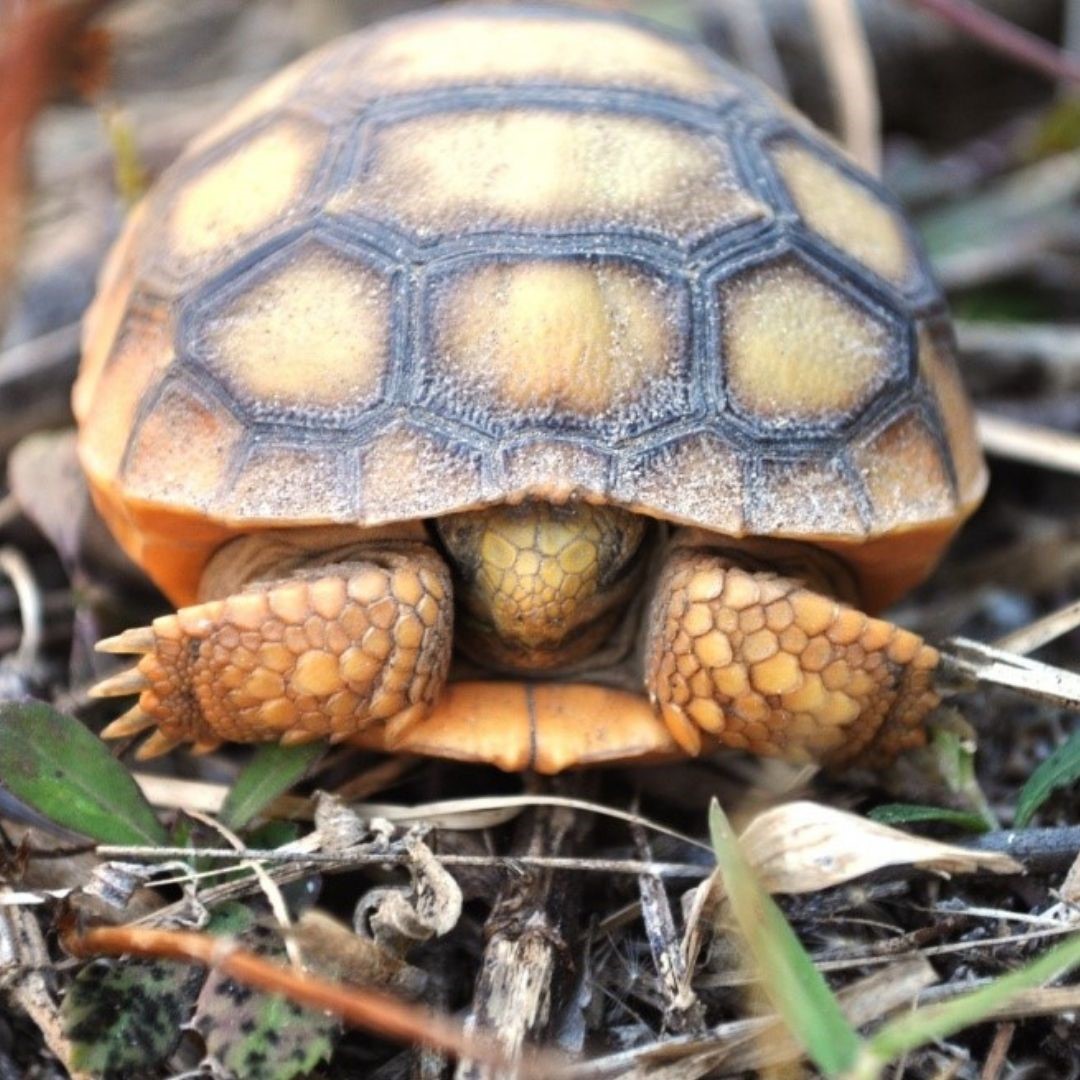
left=739, top=801, right=1022, bottom=893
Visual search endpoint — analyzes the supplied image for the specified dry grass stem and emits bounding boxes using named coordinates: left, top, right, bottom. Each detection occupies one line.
left=806, top=0, right=880, bottom=172
left=977, top=411, right=1080, bottom=476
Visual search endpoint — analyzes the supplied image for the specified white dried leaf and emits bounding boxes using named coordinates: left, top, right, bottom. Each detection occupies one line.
left=738, top=800, right=1022, bottom=893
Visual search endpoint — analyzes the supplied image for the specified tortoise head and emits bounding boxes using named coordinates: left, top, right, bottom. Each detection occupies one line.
left=437, top=500, right=648, bottom=670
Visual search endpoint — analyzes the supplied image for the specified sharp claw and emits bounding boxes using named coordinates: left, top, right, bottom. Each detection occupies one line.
left=95, top=626, right=155, bottom=654
left=190, top=739, right=223, bottom=755
left=279, top=729, right=325, bottom=748
left=90, top=666, right=151, bottom=698
left=328, top=730, right=355, bottom=745
left=135, top=731, right=182, bottom=760
left=100, top=704, right=156, bottom=739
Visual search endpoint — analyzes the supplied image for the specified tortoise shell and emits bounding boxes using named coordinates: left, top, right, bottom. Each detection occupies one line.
left=74, top=4, right=986, bottom=611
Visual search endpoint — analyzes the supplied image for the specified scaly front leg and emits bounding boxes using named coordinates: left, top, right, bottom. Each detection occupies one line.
left=92, top=544, right=452, bottom=759
left=643, top=545, right=939, bottom=766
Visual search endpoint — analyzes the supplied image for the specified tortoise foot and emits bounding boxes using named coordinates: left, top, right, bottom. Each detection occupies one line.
left=93, top=546, right=453, bottom=758
left=644, top=549, right=940, bottom=765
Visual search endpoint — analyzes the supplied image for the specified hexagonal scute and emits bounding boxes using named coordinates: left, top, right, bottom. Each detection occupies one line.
left=719, top=257, right=900, bottom=432
left=157, top=116, right=330, bottom=284
left=191, top=237, right=395, bottom=424
left=424, top=258, right=692, bottom=440
left=770, top=139, right=918, bottom=290
left=334, top=109, right=769, bottom=245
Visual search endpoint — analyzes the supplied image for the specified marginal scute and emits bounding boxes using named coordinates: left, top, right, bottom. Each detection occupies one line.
left=721, top=259, right=895, bottom=427
left=195, top=239, right=392, bottom=418
left=79, top=306, right=175, bottom=479
left=75, top=201, right=148, bottom=420
left=356, top=13, right=724, bottom=99
left=224, top=443, right=356, bottom=521
left=855, top=411, right=955, bottom=528
left=123, top=382, right=243, bottom=509
left=751, top=455, right=866, bottom=536
left=428, top=259, right=689, bottom=434
left=918, top=324, right=987, bottom=507
left=772, top=140, right=915, bottom=288
left=502, top=441, right=611, bottom=502
left=615, top=434, right=743, bottom=534
left=359, top=425, right=486, bottom=522
left=336, top=110, right=769, bottom=243
left=161, top=116, right=327, bottom=278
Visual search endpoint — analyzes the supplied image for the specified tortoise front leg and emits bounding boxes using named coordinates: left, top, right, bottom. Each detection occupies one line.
left=92, top=543, right=452, bottom=758
left=643, top=545, right=940, bottom=766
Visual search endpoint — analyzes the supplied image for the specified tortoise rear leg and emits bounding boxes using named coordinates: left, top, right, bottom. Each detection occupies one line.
left=93, top=544, right=452, bottom=759
left=643, top=542, right=940, bottom=766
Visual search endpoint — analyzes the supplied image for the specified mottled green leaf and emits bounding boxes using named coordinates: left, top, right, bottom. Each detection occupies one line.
left=867, top=803, right=990, bottom=833
left=64, top=957, right=203, bottom=1077
left=1015, top=730, right=1080, bottom=827
left=708, top=800, right=860, bottom=1077
left=219, top=742, right=325, bottom=831
left=0, top=700, right=166, bottom=845
left=194, top=924, right=338, bottom=1080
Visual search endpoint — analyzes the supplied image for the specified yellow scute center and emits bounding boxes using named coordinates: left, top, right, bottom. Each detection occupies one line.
left=202, top=245, right=390, bottom=410
left=723, top=261, right=890, bottom=424
left=433, top=261, right=681, bottom=414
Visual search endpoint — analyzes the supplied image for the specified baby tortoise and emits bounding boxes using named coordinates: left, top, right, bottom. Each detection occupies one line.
left=76, top=5, right=986, bottom=772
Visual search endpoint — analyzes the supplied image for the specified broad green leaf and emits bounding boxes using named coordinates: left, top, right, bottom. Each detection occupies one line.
left=0, top=700, right=166, bottom=846
left=708, top=800, right=861, bottom=1077
left=64, top=957, right=203, bottom=1076
left=867, top=803, right=990, bottom=834
left=1015, top=730, right=1080, bottom=827
left=851, top=934, right=1080, bottom=1079
left=219, top=742, right=325, bottom=831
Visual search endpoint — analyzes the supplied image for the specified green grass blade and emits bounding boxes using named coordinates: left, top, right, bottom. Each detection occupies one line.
left=219, top=742, right=325, bottom=831
left=854, top=934, right=1080, bottom=1078
left=1015, top=730, right=1080, bottom=827
left=0, top=700, right=167, bottom=846
left=867, top=803, right=990, bottom=833
left=708, top=799, right=862, bottom=1077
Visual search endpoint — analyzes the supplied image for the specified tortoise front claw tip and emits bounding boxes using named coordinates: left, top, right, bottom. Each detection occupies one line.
left=95, top=626, right=156, bottom=655
left=100, top=704, right=156, bottom=740
left=90, top=666, right=151, bottom=699
left=135, top=730, right=182, bottom=761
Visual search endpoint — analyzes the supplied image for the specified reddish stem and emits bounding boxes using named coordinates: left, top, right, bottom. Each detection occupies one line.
left=900, top=0, right=1080, bottom=85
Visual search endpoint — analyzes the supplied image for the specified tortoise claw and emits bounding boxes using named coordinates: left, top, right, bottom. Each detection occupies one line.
left=96, top=626, right=155, bottom=655
left=135, top=730, right=182, bottom=760
left=100, top=704, right=156, bottom=739
left=90, top=666, right=151, bottom=698
left=191, top=739, right=223, bottom=756
left=279, top=729, right=325, bottom=748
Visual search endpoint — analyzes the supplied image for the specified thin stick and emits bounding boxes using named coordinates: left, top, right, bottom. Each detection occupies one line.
left=807, top=0, right=881, bottom=173
left=900, top=0, right=1080, bottom=85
